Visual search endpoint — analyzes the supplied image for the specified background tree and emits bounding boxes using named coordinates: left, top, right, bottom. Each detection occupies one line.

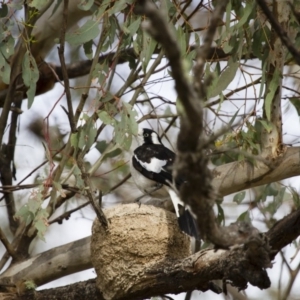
left=0, top=0, right=300, bottom=299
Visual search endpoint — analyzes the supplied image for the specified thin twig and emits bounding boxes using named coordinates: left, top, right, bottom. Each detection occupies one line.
left=77, top=157, right=108, bottom=228
left=49, top=201, right=90, bottom=225
left=58, top=0, right=76, bottom=133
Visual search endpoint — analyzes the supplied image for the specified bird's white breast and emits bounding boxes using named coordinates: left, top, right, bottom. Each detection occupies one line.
left=130, top=160, right=169, bottom=199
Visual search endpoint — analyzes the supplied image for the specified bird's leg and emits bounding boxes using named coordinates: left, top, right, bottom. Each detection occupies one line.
left=134, top=183, right=163, bottom=207
left=134, top=193, right=147, bottom=207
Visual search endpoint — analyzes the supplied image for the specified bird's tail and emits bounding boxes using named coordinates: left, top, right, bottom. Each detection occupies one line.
left=178, top=209, right=201, bottom=240
left=167, top=188, right=200, bottom=240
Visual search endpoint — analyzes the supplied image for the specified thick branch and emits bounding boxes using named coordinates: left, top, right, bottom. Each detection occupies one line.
left=213, top=146, right=300, bottom=196
left=0, top=203, right=299, bottom=298
left=1, top=279, right=102, bottom=300
left=0, top=237, right=92, bottom=288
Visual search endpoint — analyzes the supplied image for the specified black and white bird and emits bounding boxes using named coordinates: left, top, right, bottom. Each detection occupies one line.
left=130, top=128, right=200, bottom=239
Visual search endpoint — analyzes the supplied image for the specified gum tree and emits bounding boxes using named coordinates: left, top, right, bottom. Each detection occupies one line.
left=0, top=0, right=300, bottom=299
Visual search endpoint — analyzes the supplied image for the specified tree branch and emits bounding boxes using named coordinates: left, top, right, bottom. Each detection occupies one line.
left=256, top=0, right=300, bottom=65
left=213, top=146, right=300, bottom=196
left=0, top=237, right=92, bottom=288
left=1, top=203, right=300, bottom=299
left=57, top=0, right=76, bottom=133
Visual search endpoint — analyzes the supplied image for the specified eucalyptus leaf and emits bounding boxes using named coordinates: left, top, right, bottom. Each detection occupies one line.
left=78, top=0, right=94, bottom=11
left=289, top=97, right=300, bottom=116
left=28, top=0, right=49, bottom=10
left=22, top=51, right=39, bottom=108
left=127, top=17, right=141, bottom=36
left=109, top=0, right=127, bottom=15
left=141, top=32, right=157, bottom=72
left=66, top=19, right=100, bottom=46
left=258, top=119, right=273, bottom=133
left=83, top=40, right=93, bottom=59
left=98, top=111, right=116, bottom=126
left=236, top=3, right=253, bottom=28
left=15, top=205, right=34, bottom=225
left=237, top=211, right=250, bottom=222
left=73, top=165, right=85, bottom=189
left=233, top=191, right=246, bottom=204
left=71, top=132, right=79, bottom=150
left=34, top=209, right=49, bottom=241
left=265, top=68, right=281, bottom=121
left=207, top=60, right=239, bottom=98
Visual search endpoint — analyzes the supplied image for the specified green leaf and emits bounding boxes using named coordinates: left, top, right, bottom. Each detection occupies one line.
left=107, top=15, right=118, bottom=47
left=290, top=187, right=300, bottom=208
left=95, top=140, right=122, bottom=158
left=122, top=102, right=138, bottom=135
left=22, top=51, right=39, bottom=108
left=216, top=202, right=225, bottom=225
left=236, top=3, right=253, bottom=28
left=98, top=111, right=116, bottom=126
left=78, top=130, right=86, bottom=150
left=78, top=0, right=94, bottom=11
left=28, top=197, right=41, bottom=214
left=34, top=209, right=49, bottom=241
left=228, top=108, right=240, bottom=127
left=83, top=40, right=93, bottom=59
left=141, top=32, right=157, bottom=72
left=265, top=68, right=281, bottom=121
left=95, top=0, right=111, bottom=18
left=101, top=92, right=114, bottom=103
left=71, top=132, right=79, bottom=150
left=289, top=97, right=300, bottom=116
left=53, top=181, right=66, bottom=198
left=92, top=62, right=109, bottom=86
left=225, top=1, right=231, bottom=31
left=14, top=205, right=34, bottom=225
left=96, top=140, right=109, bottom=153
left=233, top=191, right=246, bottom=204
left=85, top=122, right=97, bottom=149
left=109, top=102, right=138, bottom=151
left=0, top=54, right=10, bottom=84
left=207, top=60, right=239, bottom=98
left=66, top=19, right=100, bottom=46
left=258, top=119, right=273, bottom=133
left=127, top=17, right=141, bottom=36
left=109, top=0, right=127, bottom=15
left=28, top=0, right=49, bottom=10
left=259, top=56, right=267, bottom=101
left=237, top=211, right=250, bottom=222
left=176, top=26, right=186, bottom=55
left=73, top=164, right=85, bottom=189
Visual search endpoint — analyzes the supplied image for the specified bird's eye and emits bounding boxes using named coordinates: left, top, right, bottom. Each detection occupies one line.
left=144, top=133, right=149, bottom=137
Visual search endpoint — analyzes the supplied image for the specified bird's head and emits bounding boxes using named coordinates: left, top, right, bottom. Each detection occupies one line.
left=137, top=128, right=162, bottom=146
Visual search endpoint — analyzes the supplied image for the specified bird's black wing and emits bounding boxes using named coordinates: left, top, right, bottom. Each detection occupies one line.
left=132, top=144, right=175, bottom=186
